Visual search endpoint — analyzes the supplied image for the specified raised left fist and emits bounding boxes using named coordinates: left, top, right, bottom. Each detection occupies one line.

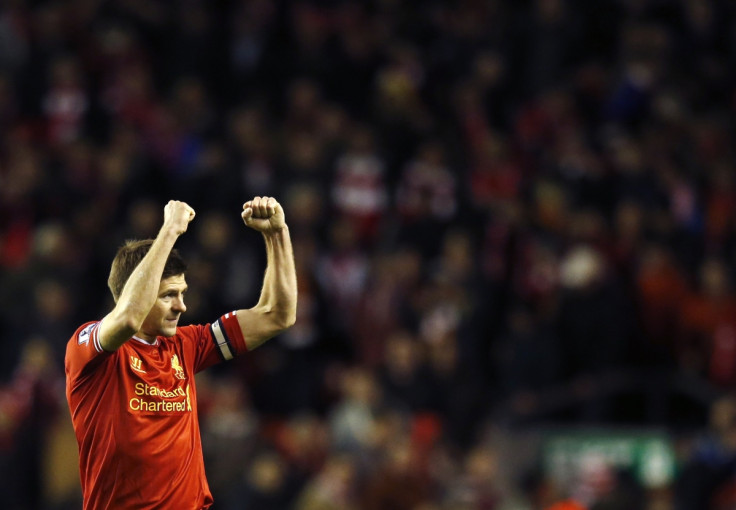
left=241, top=196, right=286, bottom=234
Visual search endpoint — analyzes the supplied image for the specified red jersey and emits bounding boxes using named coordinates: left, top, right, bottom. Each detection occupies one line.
left=65, top=311, right=247, bottom=510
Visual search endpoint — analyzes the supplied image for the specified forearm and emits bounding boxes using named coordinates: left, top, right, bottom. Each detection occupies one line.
left=257, top=226, right=298, bottom=325
left=236, top=197, right=296, bottom=350
left=101, top=228, right=179, bottom=350
left=236, top=226, right=297, bottom=350
left=116, top=229, right=179, bottom=325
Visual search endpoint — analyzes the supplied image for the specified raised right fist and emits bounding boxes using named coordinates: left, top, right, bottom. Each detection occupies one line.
left=163, top=200, right=196, bottom=235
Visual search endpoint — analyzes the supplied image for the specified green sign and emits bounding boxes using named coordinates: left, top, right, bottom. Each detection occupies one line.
left=542, top=429, right=676, bottom=488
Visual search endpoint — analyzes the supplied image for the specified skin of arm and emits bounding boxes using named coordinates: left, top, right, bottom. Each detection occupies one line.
left=236, top=196, right=298, bottom=350
left=98, top=201, right=195, bottom=352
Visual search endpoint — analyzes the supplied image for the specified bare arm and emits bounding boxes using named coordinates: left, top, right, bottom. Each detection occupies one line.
left=236, top=196, right=297, bottom=350
left=98, top=201, right=195, bottom=352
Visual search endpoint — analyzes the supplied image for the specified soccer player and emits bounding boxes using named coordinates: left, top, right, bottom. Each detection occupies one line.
left=65, top=197, right=297, bottom=509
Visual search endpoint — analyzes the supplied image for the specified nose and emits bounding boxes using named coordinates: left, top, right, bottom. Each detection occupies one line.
left=173, top=296, right=187, bottom=313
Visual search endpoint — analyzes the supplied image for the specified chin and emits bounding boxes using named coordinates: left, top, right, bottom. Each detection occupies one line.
left=161, top=326, right=177, bottom=338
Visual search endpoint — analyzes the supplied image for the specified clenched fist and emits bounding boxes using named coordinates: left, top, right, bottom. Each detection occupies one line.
left=163, top=200, right=196, bottom=236
left=241, top=196, right=286, bottom=235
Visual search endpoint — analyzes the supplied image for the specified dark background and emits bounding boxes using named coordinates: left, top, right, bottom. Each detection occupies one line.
left=2, top=0, right=736, bottom=508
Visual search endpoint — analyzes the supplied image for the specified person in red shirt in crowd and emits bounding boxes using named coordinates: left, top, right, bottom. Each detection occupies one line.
left=678, top=257, right=736, bottom=386
left=65, top=197, right=297, bottom=510
left=546, top=501, right=587, bottom=510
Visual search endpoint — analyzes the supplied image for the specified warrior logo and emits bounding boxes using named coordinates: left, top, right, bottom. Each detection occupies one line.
left=130, top=355, right=146, bottom=373
left=171, top=354, right=186, bottom=380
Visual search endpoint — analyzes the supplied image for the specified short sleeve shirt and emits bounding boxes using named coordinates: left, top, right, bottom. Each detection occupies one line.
left=65, top=311, right=247, bottom=510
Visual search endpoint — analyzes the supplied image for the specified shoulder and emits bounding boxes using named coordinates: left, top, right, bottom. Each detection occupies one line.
left=68, top=321, right=101, bottom=348
left=65, top=320, right=115, bottom=380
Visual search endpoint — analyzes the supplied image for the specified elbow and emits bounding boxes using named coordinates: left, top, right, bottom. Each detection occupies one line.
left=277, top=293, right=297, bottom=330
left=284, top=297, right=297, bottom=328
left=276, top=308, right=297, bottom=332
left=283, top=310, right=297, bottom=329
left=116, top=307, right=146, bottom=335
left=274, top=305, right=297, bottom=333
left=121, top=316, right=143, bottom=336
left=256, top=297, right=297, bottom=336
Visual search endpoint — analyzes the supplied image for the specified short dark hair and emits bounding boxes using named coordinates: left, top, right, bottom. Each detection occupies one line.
left=107, top=239, right=187, bottom=302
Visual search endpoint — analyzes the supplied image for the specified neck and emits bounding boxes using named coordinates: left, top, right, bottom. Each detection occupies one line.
left=133, top=334, right=157, bottom=345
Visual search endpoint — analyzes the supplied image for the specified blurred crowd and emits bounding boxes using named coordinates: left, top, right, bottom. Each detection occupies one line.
left=2, top=0, right=736, bottom=508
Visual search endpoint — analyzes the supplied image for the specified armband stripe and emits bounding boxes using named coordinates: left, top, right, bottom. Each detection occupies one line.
left=211, top=319, right=234, bottom=361
left=218, top=318, right=236, bottom=358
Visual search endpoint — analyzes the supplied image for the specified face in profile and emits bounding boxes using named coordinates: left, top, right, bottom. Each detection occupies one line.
left=138, top=274, right=188, bottom=340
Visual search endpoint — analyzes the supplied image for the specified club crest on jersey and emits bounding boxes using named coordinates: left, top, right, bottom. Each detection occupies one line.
left=171, top=354, right=186, bottom=380
left=130, top=355, right=146, bottom=373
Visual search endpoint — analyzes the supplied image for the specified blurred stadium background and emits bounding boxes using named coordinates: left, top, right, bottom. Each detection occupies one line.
left=2, top=0, right=736, bottom=508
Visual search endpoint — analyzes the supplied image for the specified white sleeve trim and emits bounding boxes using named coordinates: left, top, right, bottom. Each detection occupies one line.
left=92, top=320, right=103, bottom=353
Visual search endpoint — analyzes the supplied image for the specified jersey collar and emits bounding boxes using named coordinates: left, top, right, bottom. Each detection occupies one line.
left=132, top=335, right=159, bottom=346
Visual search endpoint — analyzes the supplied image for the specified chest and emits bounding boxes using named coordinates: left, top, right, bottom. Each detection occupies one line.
left=116, top=342, right=194, bottom=415
left=123, top=342, right=189, bottom=378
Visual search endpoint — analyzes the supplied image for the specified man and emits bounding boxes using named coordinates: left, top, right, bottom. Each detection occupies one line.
left=65, top=197, right=297, bottom=509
